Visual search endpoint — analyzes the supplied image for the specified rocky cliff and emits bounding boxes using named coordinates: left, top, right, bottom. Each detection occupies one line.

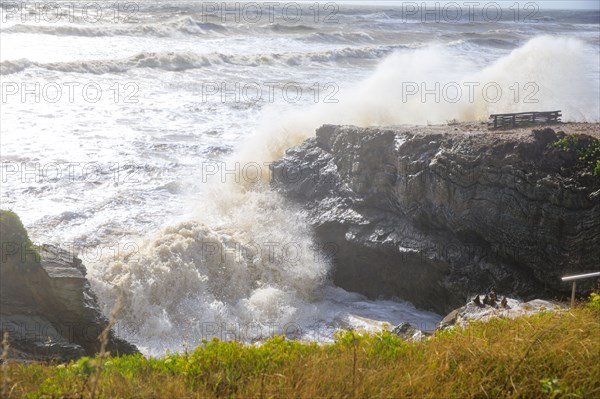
left=0, top=210, right=138, bottom=361
left=271, top=123, right=600, bottom=314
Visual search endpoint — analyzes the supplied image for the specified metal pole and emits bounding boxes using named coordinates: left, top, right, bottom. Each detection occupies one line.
left=561, top=271, right=600, bottom=307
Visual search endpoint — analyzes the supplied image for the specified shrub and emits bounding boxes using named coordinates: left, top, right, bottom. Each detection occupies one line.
left=587, top=292, right=600, bottom=312
left=549, top=134, right=600, bottom=175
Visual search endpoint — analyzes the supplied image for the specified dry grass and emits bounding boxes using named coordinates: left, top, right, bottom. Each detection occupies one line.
left=89, top=295, right=123, bottom=399
left=2, top=332, right=10, bottom=398
left=4, top=306, right=599, bottom=399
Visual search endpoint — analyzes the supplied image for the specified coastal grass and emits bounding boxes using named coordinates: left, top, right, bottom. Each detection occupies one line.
left=3, top=303, right=599, bottom=399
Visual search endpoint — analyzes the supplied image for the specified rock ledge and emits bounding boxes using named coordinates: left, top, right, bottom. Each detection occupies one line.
left=272, top=124, right=600, bottom=314
left=0, top=210, right=138, bottom=362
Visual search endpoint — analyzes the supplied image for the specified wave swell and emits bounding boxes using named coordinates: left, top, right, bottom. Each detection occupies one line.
left=1, top=46, right=402, bottom=75
left=3, top=16, right=227, bottom=37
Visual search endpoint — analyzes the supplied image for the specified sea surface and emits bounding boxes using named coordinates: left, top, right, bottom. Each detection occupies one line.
left=1, top=1, right=599, bottom=354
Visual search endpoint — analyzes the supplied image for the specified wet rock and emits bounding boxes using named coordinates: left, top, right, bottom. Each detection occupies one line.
left=437, top=309, right=460, bottom=330
left=438, top=297, right=564, bottom=330
left=271, top=125, right=600, bottom=314
left=0, top=210, right=138, bottom=362
left=482, top=294, right=493, bottom=307
left=0, top=315, right=84, bottom=361
left=489, top=288, right=497, bottom=304
left=391, top=322, right=427, bottom=341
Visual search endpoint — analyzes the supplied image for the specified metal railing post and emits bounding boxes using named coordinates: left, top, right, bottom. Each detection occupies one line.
left=561, top=272, right=600, bottom=307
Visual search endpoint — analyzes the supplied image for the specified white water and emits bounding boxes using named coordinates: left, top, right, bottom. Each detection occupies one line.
left=1, top=2, right=598, bottom=355
left=238, top=35, right=599, bottom=166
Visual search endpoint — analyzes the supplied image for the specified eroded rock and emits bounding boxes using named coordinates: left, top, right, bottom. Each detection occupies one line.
left=271, top=125, right=600, bottom=314
left=0, top=210, right=138, bottom=362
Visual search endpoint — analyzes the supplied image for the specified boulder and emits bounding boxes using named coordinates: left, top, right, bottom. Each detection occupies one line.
left=391, top=322, right=427, bottom=341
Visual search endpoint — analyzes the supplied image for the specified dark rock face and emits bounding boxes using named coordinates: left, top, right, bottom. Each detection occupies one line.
left=271, top=125, right=600, bottom=314
left=1, top=211, right=138, bottom=361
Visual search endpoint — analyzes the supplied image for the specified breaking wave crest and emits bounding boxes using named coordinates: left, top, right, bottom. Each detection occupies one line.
left=3, top=16, right=227, bottom=37
left=1, top=46, right=402, bottom=75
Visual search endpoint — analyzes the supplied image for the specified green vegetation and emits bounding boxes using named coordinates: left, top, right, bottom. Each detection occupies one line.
left=3, top=301, right=599, bottom=399
left=587, top=292, right=600, bottom=312
left=0, top=210, right=33, bottom=250
left=0, top=210, right=40, bottom=266
left=549, top=134, right=600, bottom=176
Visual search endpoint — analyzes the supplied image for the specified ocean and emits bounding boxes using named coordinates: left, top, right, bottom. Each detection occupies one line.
left=1, top=1, right=599, bottom=354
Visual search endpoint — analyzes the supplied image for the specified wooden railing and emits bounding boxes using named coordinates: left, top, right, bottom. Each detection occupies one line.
left=561, top=271, right=600, bottom=307
left=489, top=111, right=562, bottom=129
